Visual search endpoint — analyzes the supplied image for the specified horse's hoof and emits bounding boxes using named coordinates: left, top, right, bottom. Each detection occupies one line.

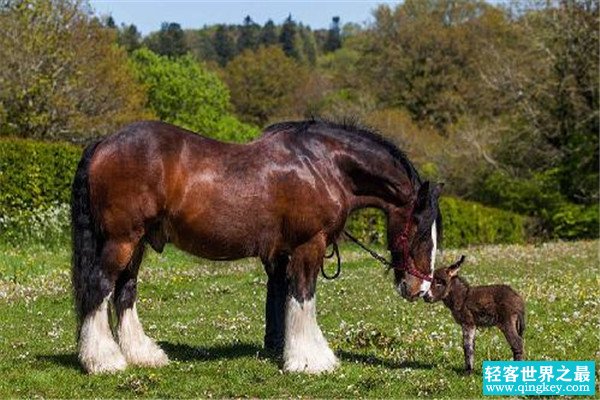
left=121, top=336, right=169, bottom=367
left=80, top=346, right=128, bottom=374
left=284, top=349, right=339, bottom=374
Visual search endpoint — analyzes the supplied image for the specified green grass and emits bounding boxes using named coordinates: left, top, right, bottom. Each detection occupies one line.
left=0, top=240, right=598, bottom=398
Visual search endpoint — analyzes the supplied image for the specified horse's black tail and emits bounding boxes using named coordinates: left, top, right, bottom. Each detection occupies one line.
left=71, top=140, right=103, bottom=330
left=516, top=310, right=526, bottom=337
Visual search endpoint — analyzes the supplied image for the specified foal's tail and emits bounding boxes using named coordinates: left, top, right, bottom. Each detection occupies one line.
left=516, top=311, right=526, bottom=337
left=71, top=140, right=102, bottom=330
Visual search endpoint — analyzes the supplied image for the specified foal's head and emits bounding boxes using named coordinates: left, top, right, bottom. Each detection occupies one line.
left=423, top=255, right=466, bottom=303
left=392, top=181, right=443, bottom=301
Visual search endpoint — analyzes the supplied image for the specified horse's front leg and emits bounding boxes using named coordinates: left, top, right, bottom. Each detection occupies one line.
left=284, top=234, right=339, bottom=374
left=263, top=254, right=289, bottom=353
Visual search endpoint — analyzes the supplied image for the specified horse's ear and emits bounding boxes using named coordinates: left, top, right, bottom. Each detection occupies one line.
left=431, top=182, right=444, bottom=199
left=415, top=181, right=431, bottom=211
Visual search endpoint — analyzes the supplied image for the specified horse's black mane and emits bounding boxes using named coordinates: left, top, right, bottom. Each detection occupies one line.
left=263, top=118, right=422, bottom=186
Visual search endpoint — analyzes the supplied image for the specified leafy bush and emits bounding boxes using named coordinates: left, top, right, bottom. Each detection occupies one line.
left=440, top=197, right=525, bottom=248
left=0, top=0, right=151, bottom=140
left=0, top=139, right=79, bottom=247
left=131, top=48, right=259, bottom=142
left=0, top=138, right=81, bottom=215
left=0, top=203, right=70, bottom=247
left=346, top=197, right=526, bottom=249
left=474, top=169, right=599, bottom=239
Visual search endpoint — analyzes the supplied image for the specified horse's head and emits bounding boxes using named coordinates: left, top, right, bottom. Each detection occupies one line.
left=390, top=181, right=443, bottom=301
left=423, top=255, right=466, bottom=303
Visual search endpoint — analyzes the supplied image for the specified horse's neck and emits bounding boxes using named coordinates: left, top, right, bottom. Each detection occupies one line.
left=339, top=149, right=414, bottom=213
left=444, top=277, right=470, bottom=310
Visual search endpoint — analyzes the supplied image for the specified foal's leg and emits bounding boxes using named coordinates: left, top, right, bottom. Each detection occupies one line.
left=114, top=244, right=168, bottom=367
left=462, top=325, right=476, bottom=373
left=78, top=240, right=135, bottom=374
left=284, top=234, right=338, bottom=374
left=501, top=317, right=524, bottom=361
left=263, top=254, right=289, bottom=353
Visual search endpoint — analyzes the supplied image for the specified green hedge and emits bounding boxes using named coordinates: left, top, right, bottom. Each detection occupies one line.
left=0, top=138, right=81, bottom=215
left=1, top=138, right=526, bottom=248
left=346, top=197, right=526, bottom=249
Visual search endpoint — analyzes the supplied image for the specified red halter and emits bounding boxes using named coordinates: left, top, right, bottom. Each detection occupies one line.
left=392, top=204, right=433, bottom=282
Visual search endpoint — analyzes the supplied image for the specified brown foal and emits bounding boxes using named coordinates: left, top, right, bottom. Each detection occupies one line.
left=424, top=256, right=525, bottom=373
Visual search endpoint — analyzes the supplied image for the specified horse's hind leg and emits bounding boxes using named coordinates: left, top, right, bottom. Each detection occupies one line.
left=283, top=234, right=338, bottom=373
left=114, top=243, right=168, bottom=367
left=77, top=240, right=137, bottom=374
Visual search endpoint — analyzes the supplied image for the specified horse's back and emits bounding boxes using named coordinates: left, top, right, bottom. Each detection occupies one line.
left=87, top=121, right=226, bottom=238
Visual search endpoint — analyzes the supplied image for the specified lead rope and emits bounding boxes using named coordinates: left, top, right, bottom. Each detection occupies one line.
left=321, top=230, right=392, bottom=280
left=342, top=230, right=392, bottom=268
left=321, top=242, right=341, bottom=279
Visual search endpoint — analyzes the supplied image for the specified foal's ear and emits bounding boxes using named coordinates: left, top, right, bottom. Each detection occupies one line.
left=448, top=255, right=466, bottom=277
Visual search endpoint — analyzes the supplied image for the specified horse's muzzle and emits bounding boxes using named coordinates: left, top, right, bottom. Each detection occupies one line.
left=397, top=281, right=421, bottom=302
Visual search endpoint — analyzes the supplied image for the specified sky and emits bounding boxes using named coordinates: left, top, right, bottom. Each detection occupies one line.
left=89, top=1, right=402, bottom=34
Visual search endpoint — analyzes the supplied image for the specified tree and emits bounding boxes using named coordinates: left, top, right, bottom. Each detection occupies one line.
left=213, top=24, right=236, bottom=66
left=131, top=48, right=257, bottom=142
left=224, top=46, right=307, bottom=125
left=324, top=16, right=342, bottom=52
left=237, top=15, right=260, bottom=52
left=0, top=0, right=150, bottom=140
left=358, top=0, right=506, bottom=133
left=279, top=14, right=299, bottom=60
left=104, top=15, right=116, bottom=29
left=476, top=1, right=599, bottom=206
left=117, top=23, right=141, bottom=53
left=260, top=19, right=278, bottom=46
left=145, top=22, right=188, bottom=58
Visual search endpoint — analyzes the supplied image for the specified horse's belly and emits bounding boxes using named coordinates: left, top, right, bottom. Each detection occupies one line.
left=165, top=209, right=266, bottom=261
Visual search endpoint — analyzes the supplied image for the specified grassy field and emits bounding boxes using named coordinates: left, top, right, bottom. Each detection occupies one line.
left=0, top=240, right=598, bottom=398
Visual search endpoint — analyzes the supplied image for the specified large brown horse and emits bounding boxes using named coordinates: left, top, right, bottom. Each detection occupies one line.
left=71, top=119, right=442, bottom=374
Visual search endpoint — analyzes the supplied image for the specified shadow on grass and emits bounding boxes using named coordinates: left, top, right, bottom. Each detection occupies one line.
left=159, top=341, right=274, bottom=363
left=37, top=353, right=83, bottom=372
left=450, top=365, right=481, bottom=376
left=338, top=350, right=435, bottom=370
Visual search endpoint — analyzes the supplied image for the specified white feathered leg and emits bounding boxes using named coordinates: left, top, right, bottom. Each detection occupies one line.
left=118, top=302, right=168, bottom=367
left=78, top=294, right=127, bottom=374
left=283, top=296, right=339, bottom=373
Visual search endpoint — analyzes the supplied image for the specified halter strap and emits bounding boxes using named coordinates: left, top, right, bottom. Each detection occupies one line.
left=391, top=203, right=433, bottom=282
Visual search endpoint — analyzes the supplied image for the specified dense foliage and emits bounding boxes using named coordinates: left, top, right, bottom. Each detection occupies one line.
left=130, top=48, right=259, bottom=142
left=224, top=47, right=307, bottom=125
left=346, top=197, right=526, bottom=249
left=0, top=139, right=80, bottom=245
left=0, top=0, right=151, bottom=140
left=0, top=139, right=80, bottom=215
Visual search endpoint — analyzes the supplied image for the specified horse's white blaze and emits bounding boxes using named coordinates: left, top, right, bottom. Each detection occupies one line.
left=420, top=221, right=437, bottom=295
left=283, top=296, right=338, bottom=374
left=118, top=302, right=169, bottom=367
left=78, top=294, right=127, bottom=374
